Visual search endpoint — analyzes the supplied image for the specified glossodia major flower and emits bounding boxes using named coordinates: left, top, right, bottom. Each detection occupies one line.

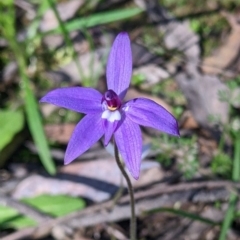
left=40, top=32, right=179, bottom=179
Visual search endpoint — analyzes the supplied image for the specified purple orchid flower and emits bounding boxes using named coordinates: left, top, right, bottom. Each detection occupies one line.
left=40, top=32, right=179, bottom=179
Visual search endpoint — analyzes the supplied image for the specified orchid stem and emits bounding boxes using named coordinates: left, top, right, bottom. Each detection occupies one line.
left=114, top=141, right=136, bottom=240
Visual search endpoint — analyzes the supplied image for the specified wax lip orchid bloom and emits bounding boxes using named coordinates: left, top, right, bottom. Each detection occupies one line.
left=40, top=32, right=179, bottom=179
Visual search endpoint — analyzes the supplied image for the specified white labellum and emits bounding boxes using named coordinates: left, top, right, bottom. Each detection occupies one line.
left=101, top=110, right=121, bottom=122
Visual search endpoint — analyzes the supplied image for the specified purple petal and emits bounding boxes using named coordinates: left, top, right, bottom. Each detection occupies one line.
left=114, top=117, right=142, bottom=179
left=124, top=98, right=180, bottom=136
left=103, top=120, right=119, bottom=146
left=106, top=32, right=132, bottom=99
left=40, top=87, right=102, bottom=114
left=64, top=113, right=104, bottom=164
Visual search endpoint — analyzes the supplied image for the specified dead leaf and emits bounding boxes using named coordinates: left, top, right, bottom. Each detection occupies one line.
left=175, top=64, right=229, bottom=127
left=45, top=49, right=105, bottom=84
left=202, top=12, right=240, bottom=75
left=133, top=64, right=170, bottom=90
left=44, top=124, right=76, bottom=144
left=134, top=0, right=200, bottom=63
left=132, top=42, right=163, bottom=67
left=198, top=137, right=217, bottom=154
left=40, top=0, right=85, bottom=32
left=184, top=207, right=223, bottom=240
left=12, top=159, right=163, bottom=202
left=180, top=111, right=199, bottom=129
left=134, top=1, right=230, bottom=127
left=163, top=19, right=200, bottom=62
left=12, top=173, right=111, bottom=202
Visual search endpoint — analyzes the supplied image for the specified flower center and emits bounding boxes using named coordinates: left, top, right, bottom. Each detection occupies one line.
left=102, top=89, right=121, bottom=111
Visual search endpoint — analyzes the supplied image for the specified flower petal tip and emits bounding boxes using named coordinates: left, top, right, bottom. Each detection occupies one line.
left=39, top=95, right=51, bottom=103
left=177, top=130, right=180, bottom=137
left=103, top=140, right=109, bottom=147
left=106, top=31, right=132, bottom=98
left=132, top=174, right=139, bottom=180
left=39, top=96, right=46, bottom=103
left=116, top=32, right=131, bottom=46
left=64, top=158, right=71, bottom=165
left=173, top=121, right=180, bottom=137
left=118, top=31, right=129, bottom=37
left=64, top=154, right=75, bottom=165
left=129, top=169, right=140, bottom=180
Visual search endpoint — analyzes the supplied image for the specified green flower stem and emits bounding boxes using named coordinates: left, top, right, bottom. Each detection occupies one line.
left=114, top=141, right=136, bottom=240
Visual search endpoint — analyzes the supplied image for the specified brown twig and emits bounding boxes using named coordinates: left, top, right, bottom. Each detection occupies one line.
left=2, top=180, right=240, bottom=240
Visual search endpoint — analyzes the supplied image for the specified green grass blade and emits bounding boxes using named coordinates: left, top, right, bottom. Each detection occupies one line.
left=148, top=207, right=220, bottom=226
left=219, top=134, right=240, bottom=240
left=47, top=0, right=86, bottom=82
left=232, top=134, right=240, bottom=181
left=23, top=78, right=56, bottom=175
left=219, top=194, right=237, bottom=240
left=45, top=7, right=144, bottom=35
left=25, top=0, right=50, bottom=57
left=27, top=1, right=49, bottom=40
left=0, top=1, right=56, bottom=175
